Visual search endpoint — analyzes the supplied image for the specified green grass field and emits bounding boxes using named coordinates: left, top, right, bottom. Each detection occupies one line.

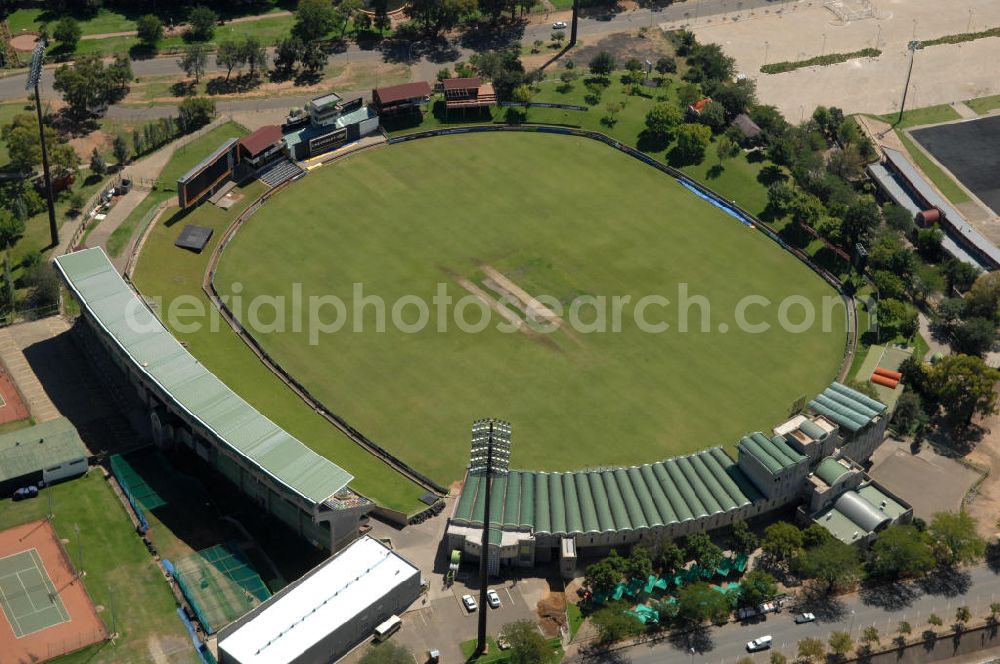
left=0, top=472, right=197, bottom=664
left=214, top=132, right=847, bottom=484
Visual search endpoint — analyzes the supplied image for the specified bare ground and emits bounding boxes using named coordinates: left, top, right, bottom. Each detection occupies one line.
left=965, top=404, right=1000, bottom=540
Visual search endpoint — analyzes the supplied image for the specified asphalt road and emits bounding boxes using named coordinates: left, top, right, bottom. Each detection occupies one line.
left=0, top=0, right=804, bottom=107
left=572, top=564, right=1000, bottom=663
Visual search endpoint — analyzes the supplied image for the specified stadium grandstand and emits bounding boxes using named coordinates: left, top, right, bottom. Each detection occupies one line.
left=443, top=77, right=497, bottom=112
left=447, top=382, right=891, bottom=576
left=372, top=81, right=432, bottom=117
left=177, top=138, right=241, bottom=210
left=868, top=147, right=1000, bottom=271
left=55, top=248, right=373, bottom=552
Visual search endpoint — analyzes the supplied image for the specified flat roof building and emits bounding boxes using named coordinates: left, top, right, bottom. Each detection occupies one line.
left=217, top=536, right=421, bottom=664
left=0, top=417, right=88, bottom=494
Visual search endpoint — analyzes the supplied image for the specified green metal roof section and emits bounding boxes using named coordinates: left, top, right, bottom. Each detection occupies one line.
left=452, top=447, right=758, bottom=536
left=809, top=382, right=886, bottom=433
left=798, top=419, right=827, bottom=441
left=55, top=248, right=353, bottom=505
left=0, top=417, right=87, bottom=483
left=738, top=431, right=806, bottom=475
left=857, top=484, right=908, bottom=520
left=815, top=457, right=850, bottom=486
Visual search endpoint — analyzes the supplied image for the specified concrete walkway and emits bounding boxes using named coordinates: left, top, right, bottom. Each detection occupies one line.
left=0, top=318, right=67, bottom=423
left=951, top=101, right=980, bottom=119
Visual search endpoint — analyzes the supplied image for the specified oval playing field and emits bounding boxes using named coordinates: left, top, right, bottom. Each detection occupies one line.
left=214, top=132, right=847, bottom=485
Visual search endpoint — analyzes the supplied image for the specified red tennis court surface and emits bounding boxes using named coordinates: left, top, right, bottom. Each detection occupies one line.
left=0, top=520, right=106, bottom=662
left=0, top=368, right=29, bottom=425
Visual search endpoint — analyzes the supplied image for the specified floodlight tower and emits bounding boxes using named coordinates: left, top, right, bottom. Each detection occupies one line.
left=470, top=418, right=511, bottom=657
left=26, top=39, right=58, bottom=248
left=570, top=0, right=580, bottom=47
left=896, top=40, right=923, bottom=127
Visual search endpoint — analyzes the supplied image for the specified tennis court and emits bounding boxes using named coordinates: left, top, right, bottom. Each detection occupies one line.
left=0, top=549, right=70, bottom=636
left=0, top=520, right=106, bottom=661
left=170, top=543, right=271, bottom=634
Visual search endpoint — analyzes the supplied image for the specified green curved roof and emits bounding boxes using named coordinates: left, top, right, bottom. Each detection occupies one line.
left=738, top=431, right=807, bottom=476
left=809, top=382, right=886, bottom=433
left=452, top=447, right=757, bottom=536
left=815, top=457, right=850, bottom=486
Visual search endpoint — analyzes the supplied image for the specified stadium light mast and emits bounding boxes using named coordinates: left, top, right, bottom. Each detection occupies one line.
left=570, top=0, right=580, bottom=47
left=896, top=40, right=923, bottom=127
left=26, top=39, right=58, bottom=249
left=470, top=419, right=511, bottom=658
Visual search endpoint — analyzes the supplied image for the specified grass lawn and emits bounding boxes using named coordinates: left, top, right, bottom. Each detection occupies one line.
left=966, top=94, right=1000, bottom=116
left=459, top=636, right=563, bottom=663
left=567, top=602, right=584, bottom=638
left=0, top=472, right=197, bottom=664
left=214, top=132, right=847, bottom=485
left=875, top=104, right=962, bottom=130
left=0, top=99, right=32, bottom=168
left=130, top=176, right=426, bottom=513
left=896, top=130, right=971, bottom=205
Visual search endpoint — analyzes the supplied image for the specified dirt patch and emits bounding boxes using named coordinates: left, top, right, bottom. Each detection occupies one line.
left=481, top=264, right=563, bottom=329
left=567, top=31, right=672, bottom=71
left=9, top=32, right=39, bottom=51
left=536, top=591, right=567, bottom=638
left=964, top=407, right=1000, bottom=539
left=69, top=129, right=113, bottom=162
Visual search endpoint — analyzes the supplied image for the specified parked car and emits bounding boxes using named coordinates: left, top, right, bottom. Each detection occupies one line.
left=795, top=612, right=817, bottom=624
left=462, top=594, right=478, bottom=612
left=486, top=589, right=501, bottom=609
left=746, top=635, right=773, bottom=652
left=552, top=20, right=567, bottom=29
left=12, top=485, right=38, bottom=501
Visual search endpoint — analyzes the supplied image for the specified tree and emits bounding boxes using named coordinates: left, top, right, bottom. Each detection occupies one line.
left=651, top=537, right=684, bottom=576
left=676, top=582, right=730, bottom=624
left=217, top=39, right=244, bottom=81
left=357, top=640, right=414, bottom=664
left=828, top=631, right=853, bottom=658
left=294, top=0, right=336, bottom=41
left=53, top=17, right=82, bottom=50
left=897, top=620, right=912, bottom=637
left=179, top=44, right=209, bottom=83
left=49, top=142, right=79, bottom=175
left=713, top=79, right=757, bottom=118
left=591, top=602, right=642, bottom=644
left=89, top=148, right=106, bottom=176
left=942, top=258, right=980, bottom=293
left=916, top=225, right=944, bottom=261
left=967, top=271, right=1000, bottom=321
left=716, top=135, right=740, bottom=164
left=113, top=134, right=129, bottom=166
left=928, top=511, right=986, bottom=566
left=955, top=606, right=971, bottom=630
left=928, top=613, right=943, bottom=628
left=406, top=0, right=475, bottom=34
left=841, top=198, right=881, bottom=250
left=655, top=56, right=676, bottom=75
left=802, top=523, right=835, bottom=548
left=884, top=204, right=914, bottom=234
left=697, top=101, right=727, bottom=132
left=500, top=619, right=554, bottom=664
left=769, top=653, right=788, bottom=664
left=878, top=298, right=918, bottom=340
left=178, top=97, right=216, bottom=132
left=739, top=570, right=777, bottom=608
left=584, top=559, right=620, bottom=596
left=240, top=36, right=267, bottom=78
left=301, top=41, right=328, bottom=74
left=796, top=539, right=861, bottom=593
left=797, top=637, right=825, bottom=663
left=187, top=6, right=218, bottom=41
left=892, top=391, right=927, bottom=436
left=136, top=14, right=163, bottom=47
left=512, top=84, right=533, bottom=107
left=589, top=51, right=615, bottom=77
left=53, top=55, right=113, bottom=120
left=730, top=520, right=759, bottom=555
left=926, top=354, right=1000, bottom=426
left=273, top=37, right=304, bottom=75
left=625, top=546, right=652, bottom=585
left=762, top=522, right=803, bottom=563
left=642, top=103, right=682, bottom=144
left=685, top=533, right=723, bottom=571
left=1, top=113, right=58, bottom=173
left=0, top=209, right=25, bottom=251
left=861, top=626, right=880, bottom=646
left=952, top=317, right=996, bottom=357
left=334, top=0, right=364, bottom=38
left=990, top=603, right=1000, bottom=622
left=675, top=123, right=712, bottom=163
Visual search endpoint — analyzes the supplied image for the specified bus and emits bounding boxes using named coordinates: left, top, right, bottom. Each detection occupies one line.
left=373, top=615, right=402, bottom=642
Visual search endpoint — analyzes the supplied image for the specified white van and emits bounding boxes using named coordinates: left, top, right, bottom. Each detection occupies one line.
left=373, top=615, right=402, bottom=642
left=746, top=635, right=772, bottom=652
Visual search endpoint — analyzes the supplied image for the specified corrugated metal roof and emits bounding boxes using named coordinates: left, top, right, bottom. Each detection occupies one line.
left=452, top=447, right=756, bottom=536
left=814, top=457, right=850, bottom=486
left=55, top=248, right=353, bottom=506
left=834, top=490, right=891, bottom=533
left=808, top=382, right=886, bottom=433
left=737, top=431, right=807, bottom=475
left=0, top=417, right=87, bottom=482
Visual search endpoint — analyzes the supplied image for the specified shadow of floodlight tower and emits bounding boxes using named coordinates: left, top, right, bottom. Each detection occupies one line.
left=470, top=418, right=511, bottom=658
left=26, top=39, right=59, bottom=249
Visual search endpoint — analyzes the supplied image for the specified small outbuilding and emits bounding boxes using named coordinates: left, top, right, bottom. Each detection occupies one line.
left=372, top=81, right=433, bottom=117
left=731, top=113, right=763, bottom=144
left=217, top=535, right=421, bottom=664
left=0, top=417, right=88, bottom=496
